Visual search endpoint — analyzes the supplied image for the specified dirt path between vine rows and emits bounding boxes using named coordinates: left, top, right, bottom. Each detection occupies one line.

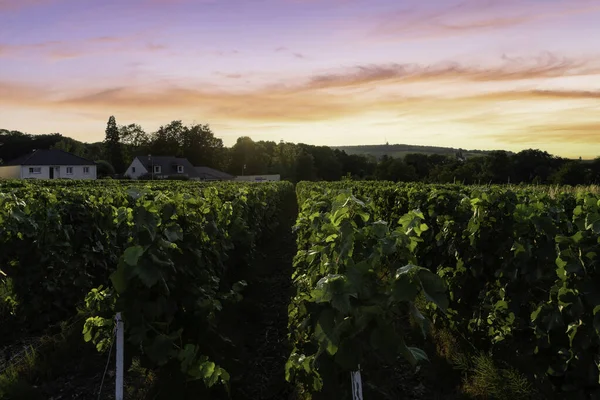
left=228, top=194, right=298, bottom=400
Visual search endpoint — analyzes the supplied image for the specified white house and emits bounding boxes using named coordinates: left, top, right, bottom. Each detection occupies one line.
left=125, top=156, right=202, bottom=180
left=0, top=149, right=97, bottom=180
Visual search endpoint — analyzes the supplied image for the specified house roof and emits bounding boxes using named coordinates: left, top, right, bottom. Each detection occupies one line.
left=195, top=166, right=234, bottom=180
left=135, top=156, right=201, bottom=178
left=3, top=149, right=96, bottom=166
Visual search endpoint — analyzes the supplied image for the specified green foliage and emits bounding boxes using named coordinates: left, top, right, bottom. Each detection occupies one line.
left=294, top=181, right=600, bottom=397
left=95, top=159, right=115, bottom=177
left=0, top=278, right=18, bottom=317
left=0, top=180, right=293, bottom=391
left=103, top=116, right=125, bottom=173
left=288, top=184, right=448, bottom=394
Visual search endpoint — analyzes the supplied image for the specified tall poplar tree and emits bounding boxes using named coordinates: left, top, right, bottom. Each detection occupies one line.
left=103, top=116, right=125, bottom=174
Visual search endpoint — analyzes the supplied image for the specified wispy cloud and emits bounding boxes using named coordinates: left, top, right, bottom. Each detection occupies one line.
left=274, top=46, right=309, bottom=60
left=489, top=123, right=600, bottom=144
left=305, top=53, right=599, bottom=89
left=214, top=72, right=244, bottom=79
left=53, top=85, right=373, bottom=121
left=2, top=63, right=598, bottom=124
left=368, top=0, right=600, bottom=41
left=0, top=36, right=169, bottom=60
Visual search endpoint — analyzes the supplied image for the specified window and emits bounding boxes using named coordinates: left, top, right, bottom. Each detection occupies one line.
left=132, top=167, right=136, bottom=173
left=83, top=167, right=90, bottom=174
left=177, top=165, right=184, bottom=173
left=154, top=165, right=161, bottom=173
left=29, top=167, right=41, bottom=174
left=66, top=167, right=73, bottom=175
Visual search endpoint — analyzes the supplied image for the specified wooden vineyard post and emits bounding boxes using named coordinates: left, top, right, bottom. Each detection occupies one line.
left=115, top=312, right=124, bottom=400
left=351, top=365, right=364, bottom=400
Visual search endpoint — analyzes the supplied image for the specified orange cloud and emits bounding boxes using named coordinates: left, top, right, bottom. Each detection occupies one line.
left=1, top=51, right=599, bottom=129
left=489, top=123, right=600, bottom=144
left=438, top=89, right=600, bottom=106
left=53, top=86, right=379, bottom=121
left=214, top=72, right=244, bottom=79
left=305, top=53, right=599, bottom=89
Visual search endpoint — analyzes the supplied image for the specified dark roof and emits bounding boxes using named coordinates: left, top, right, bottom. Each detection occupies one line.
left=3, top=149, right=96, bottom=166
left=195, top=166, right=234, bottom=180
left=135, top=156, right=201, bottom=178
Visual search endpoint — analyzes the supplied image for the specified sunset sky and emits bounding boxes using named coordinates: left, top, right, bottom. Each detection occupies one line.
left=1, top=0, right=599, bottom=158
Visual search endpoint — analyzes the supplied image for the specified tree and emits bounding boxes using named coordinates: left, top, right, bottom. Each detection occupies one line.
left=512, top=149, right=557, bottom=183
left=404, top=153, right=432, bottom=180
left=119, top=123, right=150, bottom=165
left=120, top=124, right=149, bottom=149
left=551, top=161, right=589, bottom=186
left=181, top=124, right=224, bottom=169
left=50, top=138, right=88, bottom=158
left=0, top=129, right=63, bottom=162
left=272, top=141, right=300, bottom=181
left=148, top=120, right=185, bottom=157
left=374, top=156, right=417, bottom=182
left=590, top=158, right=600, bottom=183
left=302, top=145, right=343, bottom=181
left=295, top=151, right=317, bottom=181
left=334, top=149, right=375, bottom=179
left=482, top=151, right=513, bottom=183
left=96, top=160, right=115, bottom=178
left=228, top=137, right=270, bottom=176
left=103, top=116, right=125, bottom=174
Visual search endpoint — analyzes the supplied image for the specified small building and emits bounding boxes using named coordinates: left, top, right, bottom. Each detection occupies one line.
left=195, top=166, right=234, bottom=181
left=125, top=156, right=200, bottom=180
left=0, top=149, right=97, bottom=180
left=234, top=174, right=281, bottom=182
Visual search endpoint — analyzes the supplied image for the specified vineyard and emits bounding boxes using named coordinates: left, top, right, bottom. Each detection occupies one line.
left=1, top=180, right=600, bottom=399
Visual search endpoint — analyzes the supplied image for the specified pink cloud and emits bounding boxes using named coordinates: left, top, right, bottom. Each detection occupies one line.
left=305, top=53, right=599, bottom=89
left=367, top=0, right=600, bottom=41
left=0, top=36, right=169, bottom=60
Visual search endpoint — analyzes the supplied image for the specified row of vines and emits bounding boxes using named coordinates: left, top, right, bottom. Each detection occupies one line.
left=287, top=181, right=600, bottom=398
left=0, top=180, right=294, bottom=392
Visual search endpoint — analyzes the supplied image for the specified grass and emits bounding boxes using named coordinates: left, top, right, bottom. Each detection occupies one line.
left=408, top=292, right=539, bottom=400
left=0, top=316, right=102, bottom=399
left=0, top=313, right=157, bottom=400
left=0, top=346, right=42, bottom=400
left=426, top=324, right=538, bottom=400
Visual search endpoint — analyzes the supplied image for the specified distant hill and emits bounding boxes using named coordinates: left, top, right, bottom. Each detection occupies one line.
left=332, top=144, right=508, bottom=160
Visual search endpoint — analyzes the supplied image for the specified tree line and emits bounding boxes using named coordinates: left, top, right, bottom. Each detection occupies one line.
left=1, top=117, right=599, bottom=185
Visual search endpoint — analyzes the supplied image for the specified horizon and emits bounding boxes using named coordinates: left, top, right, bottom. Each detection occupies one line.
left=1, top=0, right=600, bottom=158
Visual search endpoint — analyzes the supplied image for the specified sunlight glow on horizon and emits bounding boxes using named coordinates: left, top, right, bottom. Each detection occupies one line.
left=1, top=0, right=599, bottom=158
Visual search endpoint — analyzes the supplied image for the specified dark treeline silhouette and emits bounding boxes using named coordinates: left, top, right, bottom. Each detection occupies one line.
left=1, top=119, right=599, bottom=185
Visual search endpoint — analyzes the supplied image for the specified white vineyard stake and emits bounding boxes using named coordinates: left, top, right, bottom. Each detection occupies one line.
left=351, top=364, right=364, bottom=400
left=115, top=312, right=124, bottom=400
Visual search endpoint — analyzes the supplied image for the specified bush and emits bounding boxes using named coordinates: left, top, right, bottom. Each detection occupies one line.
left=95, top=160, right=115, bottom=177
left=0, top=180, right=294, bottom=391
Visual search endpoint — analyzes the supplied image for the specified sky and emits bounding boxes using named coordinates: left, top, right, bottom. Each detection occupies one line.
left=1, top=0, right=600, bottom=158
